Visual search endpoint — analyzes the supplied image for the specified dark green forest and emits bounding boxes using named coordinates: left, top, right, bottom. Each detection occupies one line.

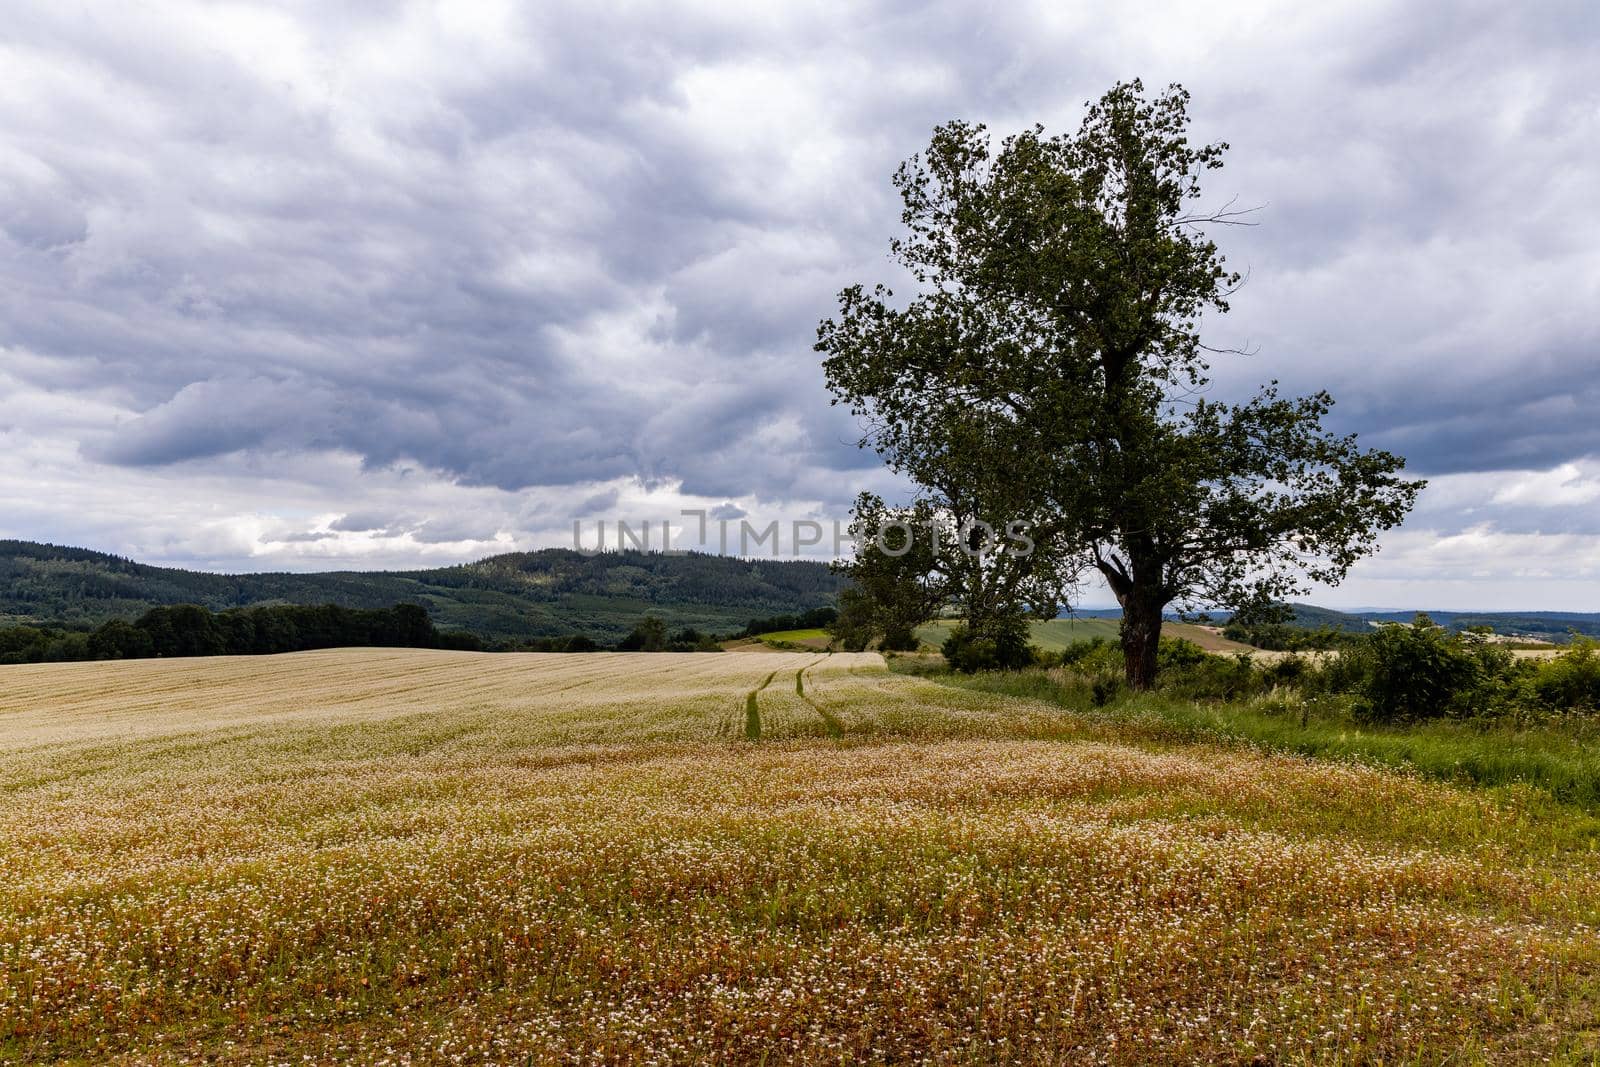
left=0, top=540, right=845, bottom=641
left=0, top=602, right=482, bottom=665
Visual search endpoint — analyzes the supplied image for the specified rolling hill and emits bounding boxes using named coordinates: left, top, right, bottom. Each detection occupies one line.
left=8, top=539, right=1595, bottom=647
left=0, top=540, right=844, bottom=642
left=1220, top=603, right=1600, bottom=642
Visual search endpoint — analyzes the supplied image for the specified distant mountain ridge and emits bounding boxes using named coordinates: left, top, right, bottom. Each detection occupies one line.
left=0, top=540, right=844, bottom=641
left=1210, top=603, right=1600, bottom=641
left=1064, top=602, right=1600, bottom=642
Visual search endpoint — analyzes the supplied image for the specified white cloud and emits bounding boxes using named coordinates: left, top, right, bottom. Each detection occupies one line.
left=1490, top=462, right=1600, bottom=508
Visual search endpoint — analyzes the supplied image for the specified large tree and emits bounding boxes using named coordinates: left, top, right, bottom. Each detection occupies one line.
left=819, top=81, right=1423, bottom=688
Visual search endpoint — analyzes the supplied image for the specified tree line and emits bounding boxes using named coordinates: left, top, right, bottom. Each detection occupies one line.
left=737, top=606, right=839, bottom=639
left=0, top=603, right=481, bottom=664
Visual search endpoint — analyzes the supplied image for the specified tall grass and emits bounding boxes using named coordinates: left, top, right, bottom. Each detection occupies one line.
left=925, top=664, right=1600, bottom=812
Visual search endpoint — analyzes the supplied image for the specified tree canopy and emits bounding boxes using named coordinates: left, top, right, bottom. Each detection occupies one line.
left=819, top=80, right=1423, bottom=686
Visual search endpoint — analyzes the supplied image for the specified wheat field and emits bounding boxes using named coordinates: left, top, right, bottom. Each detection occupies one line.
left=2, top=649, right=1598, bottom=1063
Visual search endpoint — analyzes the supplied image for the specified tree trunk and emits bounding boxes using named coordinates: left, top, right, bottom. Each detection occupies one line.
left=1119, top=593, right=1162, bottom=690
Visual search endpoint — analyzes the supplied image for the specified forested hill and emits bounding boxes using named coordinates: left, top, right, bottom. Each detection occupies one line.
left=1240, top=603, right=1600, bottom=642
left=0, top=541, right=844, bottom=641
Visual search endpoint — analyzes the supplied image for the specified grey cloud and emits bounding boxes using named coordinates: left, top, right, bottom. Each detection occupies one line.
left=411, top=518, right=502, bottom=544
left=329, top=511, right=413, bottom=534
left=270, top=530, right=337, bottom=544
left=1, top=0, right=1598, bottom=587
left=573, top=489, right=620, bottom=515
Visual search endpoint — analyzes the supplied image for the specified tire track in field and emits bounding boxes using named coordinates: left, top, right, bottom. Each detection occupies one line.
left=795, top=657, right=844, bottom=738
left=744, top=669, right=779, bottom=740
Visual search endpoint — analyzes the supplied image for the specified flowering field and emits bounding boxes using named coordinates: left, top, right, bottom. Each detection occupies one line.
left=2, top=649, right=1597, bottom=1063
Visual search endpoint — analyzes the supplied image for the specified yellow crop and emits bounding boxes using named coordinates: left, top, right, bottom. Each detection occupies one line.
left=1, top=649, right=1595, bottom=1062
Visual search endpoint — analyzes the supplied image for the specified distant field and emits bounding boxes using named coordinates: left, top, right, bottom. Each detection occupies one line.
left=916, top=617, right=1121, bottom=651
left=2, top=650, right=1598, bottom=1062
left=1162, top=621, right=1257, bottom=652
left=755, top=627, right=833, bottom=649
left=914, top=617, right=1254, bottom=653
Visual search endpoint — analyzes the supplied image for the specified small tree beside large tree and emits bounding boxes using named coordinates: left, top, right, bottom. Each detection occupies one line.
left=819, top=80, right=1423, bottom=688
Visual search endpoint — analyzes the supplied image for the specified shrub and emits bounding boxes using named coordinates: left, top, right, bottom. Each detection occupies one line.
left=828, top=589, right=877, bottom=652
left=1358, top=615, right=1512, bottom=722
left=1157, top=649, right=1261, bottom=702
left=1156, top=637, right=1209, bottom=671
left=1527, top=637, right=1600, bottom=711
left=1060, top=636, right=1255, bottom=700
left=879, top=626, right=921, bottom=652
left=1090, top=676, right=1124, bottom=706
left=1060, top=637, right=1119, bottom=672
left=617, top=616, right=668, bottom=652
left=1258, top=653, right=1309, bottom=689
left=667, top=628, right=723, bottom=652
left=942, top=617, right=1035, bottom=673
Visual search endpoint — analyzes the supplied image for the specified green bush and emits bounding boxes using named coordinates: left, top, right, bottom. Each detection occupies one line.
left=1156, top=637, right=1209, bottom=671
left=942, top=617, right=1036, bottom=673
left=941, top=619, right=1600, bottom=728
left=1526, top=637, right=1600, bottom=711
left=1059, top=637, right=1121, bottom=673
left=1059, top=636, right=1261, bottom=701
left=1357, top=616, right=1512, bottom=722
left=617, top=615, right=668, bottom=652
left=879, top=626, right=921, bottom=652
left=1159, top=651, right=1262, bottom=701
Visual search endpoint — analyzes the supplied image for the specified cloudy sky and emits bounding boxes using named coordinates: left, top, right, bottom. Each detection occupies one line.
left=2, top=0, right=1597, bottom=609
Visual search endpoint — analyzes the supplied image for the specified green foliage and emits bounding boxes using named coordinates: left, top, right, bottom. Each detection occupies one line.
left=970, top=618, right=1600, bottom=727
left=1057, top=635, right=1266, bottom=701
left=941, top=617, right=1037, bottom=673
left=927, top=664, right=1600, bottom=811
left=1529, top=637, right=1600, bottom=711
left=1354, top=615, right=1513, bottom=722
left=829, top=494, right=951, bottom=649
left=618, top=616, right=668, bottom=652
left=670, top=628, right=724, bottom=652
left=138, top=604, right=226, bottom=657
left=819, top=81, right=1423, bottom=688
left=508, top=635, right=601, bottom=653
left=1059, top=637, right=1119, bottom=672
left=86, top=619, right=154, bottom=660
left=740, top=606, right=838, bottom=638
left=828, top=588, right=877, bottom=652
left=613, top=616, right=724, bottom=652
left=0, top=624, right=91, bottom=665
left=0, top=601, right=479, bottom=664
left=919, top=617, right=1124, bottom=653
left=878, top=626, right=922, bottom=652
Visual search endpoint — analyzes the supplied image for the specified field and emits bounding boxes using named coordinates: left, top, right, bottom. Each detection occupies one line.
left=3, top=650, right=1599, bottom=1063
left=753, top=628, right=833, bottom=650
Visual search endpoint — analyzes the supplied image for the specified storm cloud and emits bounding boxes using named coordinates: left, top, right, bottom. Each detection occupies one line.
left=1, top=0, right=1597, bottom=605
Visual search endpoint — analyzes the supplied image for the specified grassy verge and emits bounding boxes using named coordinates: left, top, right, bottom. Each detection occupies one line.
left=915, top=663, right=1600, bottom=813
